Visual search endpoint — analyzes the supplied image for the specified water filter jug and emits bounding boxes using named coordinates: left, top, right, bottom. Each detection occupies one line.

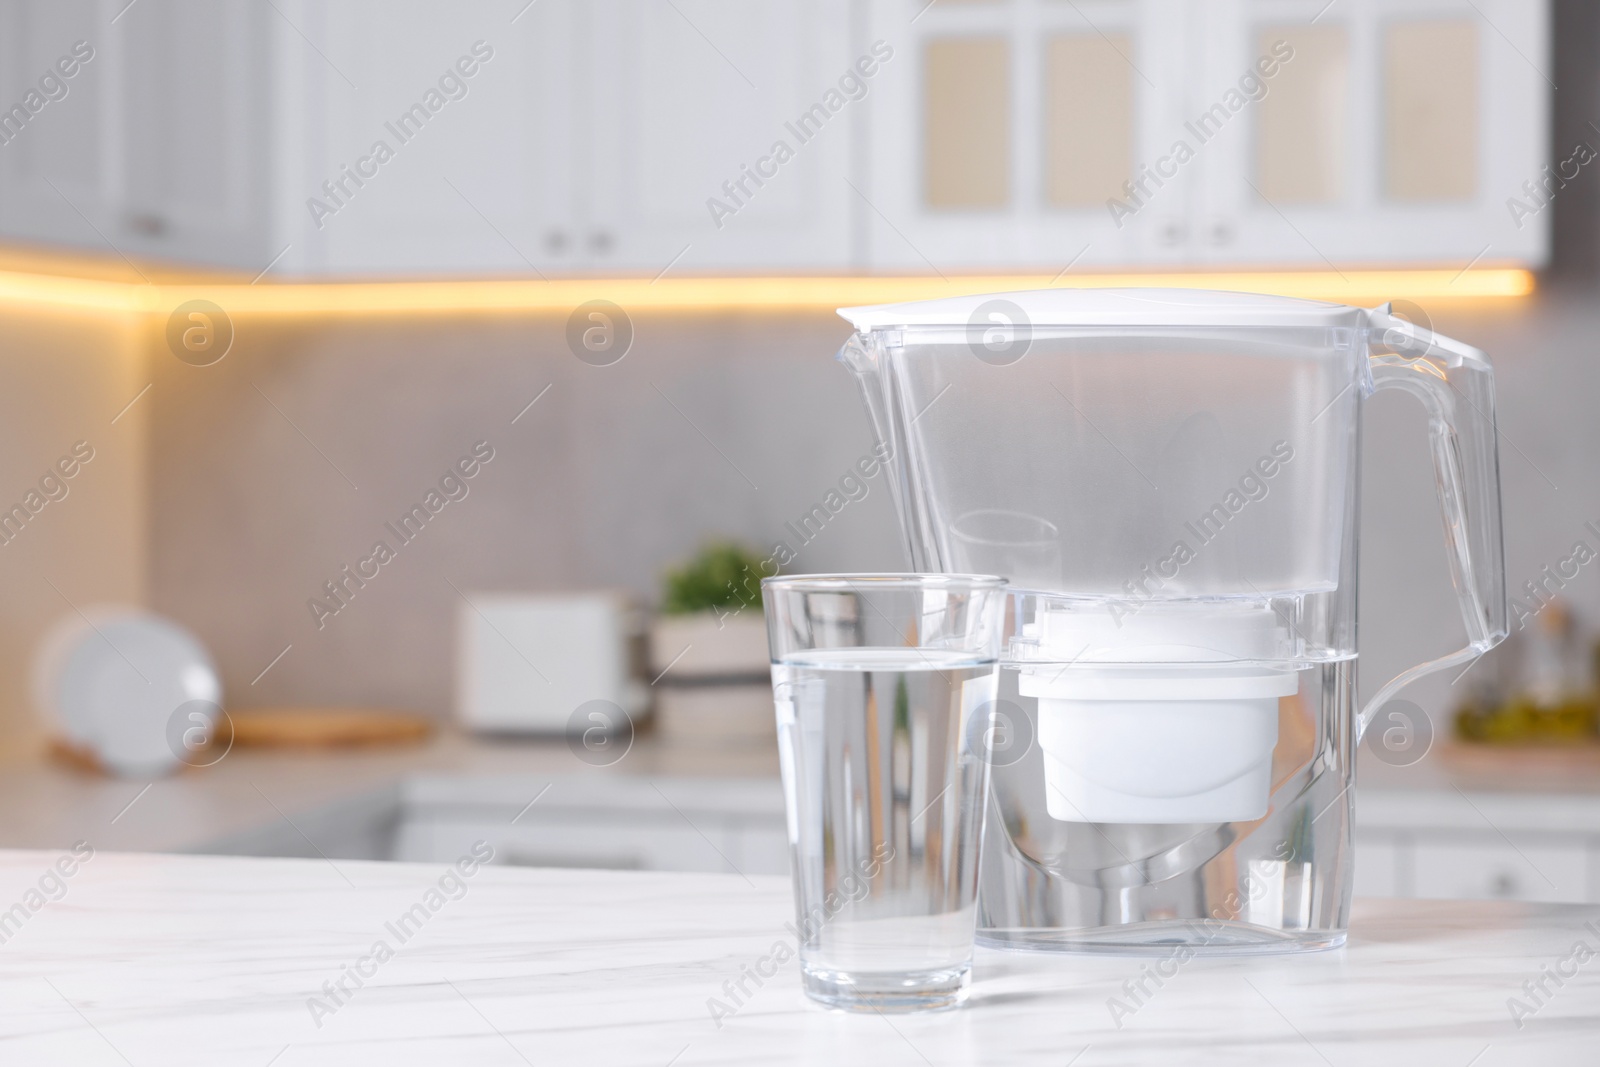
left=837, top=289, right=1506, bottom=952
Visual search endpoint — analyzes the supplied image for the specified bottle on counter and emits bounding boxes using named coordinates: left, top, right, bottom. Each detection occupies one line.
left=1454, top=599, right=1599, bottom=745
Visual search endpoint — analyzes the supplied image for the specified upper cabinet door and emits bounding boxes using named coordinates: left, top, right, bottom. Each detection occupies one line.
left=0, top=1, right=119, bottom=260
left=296, top=0, right=578, bottom=276
left=116, top=0, right=273, bottom=270
left=584, top=0, right=855, bottom=273
left=862, top=0, right=1191, bottom=271
left=0, top=0, right=274, bottom=274
left=1197, top=0, right=1550, bottom=267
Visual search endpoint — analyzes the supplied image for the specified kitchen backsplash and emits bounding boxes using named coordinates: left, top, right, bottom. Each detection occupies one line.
left=1, top=292, right=1595, bottom=742
left=143, top=308, right=905, bottom=719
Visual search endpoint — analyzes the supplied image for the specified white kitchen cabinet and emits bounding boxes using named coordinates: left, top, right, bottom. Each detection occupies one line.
left=294, top=0, right=578, bottom=276
left=303, top=0, right=856, bottom=275
left=1197, top=0, right=1549, bottom=267
left=0, top=0, right=109, bottom=251
left=861, top=0, right=1549, bottom=270
left=0, top=0, right=1555, bottom=273
left=0, top=0, right=276, bottom=272
left=0, top=0, right=856, bottom=275
left=393, top=811, right=791, bottom=876
left=193, top=769, right=1600, bottom=907
left=1352, top=832, right=1403, bottom=898
left=862, top=0, right=1187, bottom=270
left=198, top=774, right=795, bottom=876
left=730, top=819, right=794, bottom=875
left=0, top=0, right=120, bottom=258
left=386, top=775, right=792, bottom=877
left=301, top=0, right=855, bottom=275
left=1410, top=836, right=1590, bottom=904
left=584, top=0, right=856, bottom=272
left=117, top=0, right=275, bottom=268
left=1358, top=787, right=1600, bottom=905
left=396, top=815, right=741, bottom=873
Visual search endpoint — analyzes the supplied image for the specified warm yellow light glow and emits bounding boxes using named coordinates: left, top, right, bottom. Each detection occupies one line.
left=0, top=270, right=152, bottom=314
left=0, top=266, right=1535, bottom=318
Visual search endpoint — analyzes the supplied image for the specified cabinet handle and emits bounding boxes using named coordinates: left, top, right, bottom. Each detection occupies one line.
left=126, top=213, right=168, bottom=238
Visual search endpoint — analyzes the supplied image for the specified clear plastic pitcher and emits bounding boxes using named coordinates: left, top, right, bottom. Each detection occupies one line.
left=836, top=289, right=1507, bottom=953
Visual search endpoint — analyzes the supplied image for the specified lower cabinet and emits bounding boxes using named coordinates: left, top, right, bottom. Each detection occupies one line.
left=388, top=774, right=792, bottom=877
left=393, top=813, right=791, bottom=876
left=399, top=812, right=1599, bottom=904
left=1356, top=785, right=1600, bottom=904
left=1412, top=838, right=1592, bottom=904
left=199, top=772, right=1600, bottom=905
left=1356, top=830, right=1596, bottom=904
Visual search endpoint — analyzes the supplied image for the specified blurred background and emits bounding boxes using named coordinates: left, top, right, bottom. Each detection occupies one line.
left=0, top=0, right=1596, bottom=903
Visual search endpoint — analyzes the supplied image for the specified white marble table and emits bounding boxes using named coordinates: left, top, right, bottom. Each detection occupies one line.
left=0, top=849, right=1596, bottom=1065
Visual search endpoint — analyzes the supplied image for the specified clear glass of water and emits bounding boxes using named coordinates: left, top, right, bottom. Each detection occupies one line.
left=762, top=574, right=1007, bottom=1012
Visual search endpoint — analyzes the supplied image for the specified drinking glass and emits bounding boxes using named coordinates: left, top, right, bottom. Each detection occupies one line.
left=763, top=574, right=1007, bottom=1011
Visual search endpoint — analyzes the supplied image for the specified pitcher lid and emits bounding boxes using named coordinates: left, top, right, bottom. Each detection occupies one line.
left=838, top=287, right=1362, bottom=330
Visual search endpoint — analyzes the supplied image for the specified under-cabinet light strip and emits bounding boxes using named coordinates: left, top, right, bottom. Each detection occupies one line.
left=0, top=267, right=1534, bottom=317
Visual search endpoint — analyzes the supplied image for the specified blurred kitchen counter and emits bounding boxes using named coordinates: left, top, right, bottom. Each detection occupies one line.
left=1356, top=747, right=1600, bottom=904
left=0, top=729, right=780, bottom=855
left=3, top=727, right=1598, bottom=908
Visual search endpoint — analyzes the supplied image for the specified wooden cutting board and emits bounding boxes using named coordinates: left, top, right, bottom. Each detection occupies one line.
left=223, top=707, right=434, bottom=748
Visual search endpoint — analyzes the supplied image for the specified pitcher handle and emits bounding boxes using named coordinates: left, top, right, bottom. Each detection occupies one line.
left=1357, top=305, right=1509, bottom=738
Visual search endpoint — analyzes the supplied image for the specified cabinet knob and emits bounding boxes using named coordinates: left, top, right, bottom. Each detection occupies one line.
left=1159, top=221, right=1186, bottom=246
left=543, top=229, right=569, bottom=254
left=126, top=213, right=168, bottom=238
left=589, top=230, right=614, bottom=254
left=1490, top=871, right=1519, bottom=898
left=1209, top=221, right=1236, bottom=246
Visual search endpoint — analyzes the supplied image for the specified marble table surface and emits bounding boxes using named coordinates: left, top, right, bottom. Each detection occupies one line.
left=0, top=850, right=1596, bottom=1065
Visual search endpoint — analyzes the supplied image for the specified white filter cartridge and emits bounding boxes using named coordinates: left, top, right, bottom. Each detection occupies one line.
left=1018, top=604, right=1298, bottom=824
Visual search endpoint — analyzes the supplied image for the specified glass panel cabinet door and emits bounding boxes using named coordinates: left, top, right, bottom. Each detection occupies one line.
left=1255, top=23, right=1349, bottom=206
left=1043, top=33, right=1136, bottom=210
left=863, top=0, right=1192, bottom=269
left=1199, top=0, right=1549, bottom=268
left=1383, top=18, right=1479, bottom=202
left=923, top=36, right=1012, bottom=209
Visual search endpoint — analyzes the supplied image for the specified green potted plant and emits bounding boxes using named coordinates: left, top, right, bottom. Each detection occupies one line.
left=650, top=542, right=775, bottom=743
left=651, top=541, right=773, bottom=678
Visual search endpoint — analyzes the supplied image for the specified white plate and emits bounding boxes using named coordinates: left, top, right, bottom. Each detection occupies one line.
left=34, top=607, right=222, bottom=777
